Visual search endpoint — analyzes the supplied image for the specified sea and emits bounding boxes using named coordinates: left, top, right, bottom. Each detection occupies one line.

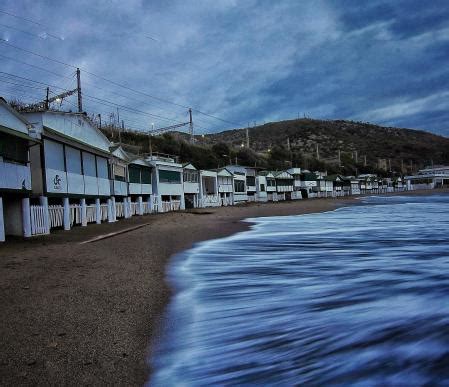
left=150, top=194, right=449, bottom=386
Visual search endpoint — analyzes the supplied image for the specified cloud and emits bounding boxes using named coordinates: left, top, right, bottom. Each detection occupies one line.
left=0, top=0, right=448, bottom=137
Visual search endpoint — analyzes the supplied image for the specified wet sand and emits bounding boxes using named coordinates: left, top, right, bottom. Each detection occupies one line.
left=0, top=190, right=446, bottom=385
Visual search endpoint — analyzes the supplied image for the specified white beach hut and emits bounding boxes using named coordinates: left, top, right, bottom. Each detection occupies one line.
left=23, top=110, right=114, bottom=233
left=226, top=165, right=248, bottom=204
left=0, top=98, right=35, bottom=241
left=287, top=167, right=303, bottom=199
left=255, top=174, right=268, bottom=202
left=199, top=170, right=220, bottom=207
left=183, top=163, right=200, bottom=209
left=245, top=167, right=257, bottom=202
left=148, top=154, right=185, bottom=212
left=216, top=168, right=234, bottom=206
left=274, top=170, right=294, bottom=200
left=259, top=171, right=277, bottom=201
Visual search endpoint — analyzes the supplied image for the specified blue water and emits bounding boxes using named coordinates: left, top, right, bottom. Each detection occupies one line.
left=150, top=195, right=449, bottom=386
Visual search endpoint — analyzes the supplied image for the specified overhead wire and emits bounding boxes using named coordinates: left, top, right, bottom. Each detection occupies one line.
left=0, top=8, right=63, bottom=40
left=0, top=38, right=243, bottom=128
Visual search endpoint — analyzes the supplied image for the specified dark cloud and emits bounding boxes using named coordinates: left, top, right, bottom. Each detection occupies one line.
left=0, top=0, right=448, bottom=136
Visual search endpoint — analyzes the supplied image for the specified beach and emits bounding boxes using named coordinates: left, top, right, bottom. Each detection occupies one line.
left=0, top=191, right=445, bottom=385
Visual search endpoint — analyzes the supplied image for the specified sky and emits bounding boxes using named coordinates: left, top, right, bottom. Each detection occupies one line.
left=0, top=0, right=448, bottom=137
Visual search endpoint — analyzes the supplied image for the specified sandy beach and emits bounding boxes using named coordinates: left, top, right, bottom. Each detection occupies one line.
left=0, top=190, right=446, bottom=385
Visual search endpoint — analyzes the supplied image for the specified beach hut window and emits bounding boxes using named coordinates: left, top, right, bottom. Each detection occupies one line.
left=0, top=132, right=28, bottom=164
left=234, top=180, right=245, bottom=192
left=44, top=139, right=64, bottom=171
left=183, top=170, right=198, bottom=183
left=114, top=164, right=126, bottom=182
left=141, top=168, right=152, bottom=184
left=128, top=165, right=141, bottom=183
left=96, top=157, right=109, bottom=179
left=82, top=152, right=97, bottom=177
left=159, top=170, right=181, bottom=183
left=65, top=146, right=82, bottom=174
left=246, top=176, right=256, bottom=186
left=260, top=184, right=266, bottom=192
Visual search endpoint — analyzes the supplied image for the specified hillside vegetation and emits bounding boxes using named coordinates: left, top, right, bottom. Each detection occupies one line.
left=102, top=118, right=449, bottom=176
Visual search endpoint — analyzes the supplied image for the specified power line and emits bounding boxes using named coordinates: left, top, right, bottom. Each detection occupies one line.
left=0, top=38, right=75, bottom=68
left=0, top=71, right=191, bottom=127
left=0, top=53, right=73, bottom=79
left=0, top=8, right=63, bottom=40
left=0, top=22, right=47, bottom=39
left=0, top=38, right=243, bottom=128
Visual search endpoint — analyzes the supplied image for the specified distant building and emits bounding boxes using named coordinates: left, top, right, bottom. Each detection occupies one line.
left=405, top=166, right=449, bottom=190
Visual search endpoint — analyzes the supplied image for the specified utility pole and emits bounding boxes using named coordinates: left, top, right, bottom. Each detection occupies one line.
left=338, top=149, right=341, bottom=167
left=245, top=127, right=250, bottom=148
left=116, top=108, right=120, bottom=139
left=45, top=87, right=49, bottom=110
left=149, top=123, right=154, bottom=156
left=118, top=118, right=122, bottom=144
left=189, top=108, right=194, bottom=144
left=316, top=144, right=320, bottom=160
left=364, top=155, right=367, bottom=167
left=76, top=68, right=82, bottom=112
left=98, top=114, right=102, bottom=129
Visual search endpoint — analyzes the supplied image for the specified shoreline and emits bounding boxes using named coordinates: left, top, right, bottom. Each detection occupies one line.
left=0, top=190, right=447, bottom=385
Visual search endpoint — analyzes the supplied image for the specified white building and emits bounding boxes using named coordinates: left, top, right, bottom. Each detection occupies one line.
left=126, top=154, right=154, bottom=216
left=148, top=154, right=185, bottom=212
left=316, top=175, right=334, bottom=197
left=259, top=171, right=277, bottom=201
left=24, top=110, right=114, bottom=233
left=287, top=168, right=302, bottom=199
left=110, top=145, right=131, bottom=219
left=183, top=163, right=200, bottom=209
left=245, top=167, right=257, bottom=202
left=300, top=171, right=318, bottom=198
left=274, top=171, right=294, bottom=200
left=255, top=174, right=268, bottom=202
left=0, top=98, right=34, bottom=241
left=216, top=168, right=234, bottom=206
left=199, top=170, right=220, bottom=207
left=405, top=166, right=449, bottom=190
left=226, top=165, right=248, bottom=204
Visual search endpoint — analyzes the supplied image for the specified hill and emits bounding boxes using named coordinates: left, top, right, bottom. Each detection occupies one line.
left=103, top=118, right=449, bottom=176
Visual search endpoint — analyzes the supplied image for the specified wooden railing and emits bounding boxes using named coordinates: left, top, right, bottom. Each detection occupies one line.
left=30, top=205, right=47, bottom=235
left=48, top=205, right=64, bottom=229
left=86, top=205, right=96, bottom=223
left=115, top=202, right=124, bottom=218
left=70, top=205, right=81, bottom=226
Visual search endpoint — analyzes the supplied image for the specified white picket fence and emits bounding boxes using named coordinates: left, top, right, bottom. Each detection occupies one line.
left=48, top=205, right=64, bottom=229
left=116, top=202, right=124, bottom=218
left=152, top=196, right=159, bottom=213
left=86, top=205, right=96, bottom=223
left=130, top=202, right=139, bottom=216
left=201, top=195, right=220, bottom=207
left=100, top=204, right=109, bottom=221
left=221, top=196, right=232, bottom=206
left=70, top=204, right=82, bottom=226
left=161, top=200, right=181, bottom=212
left=30, top=205, right=47, bottom=235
